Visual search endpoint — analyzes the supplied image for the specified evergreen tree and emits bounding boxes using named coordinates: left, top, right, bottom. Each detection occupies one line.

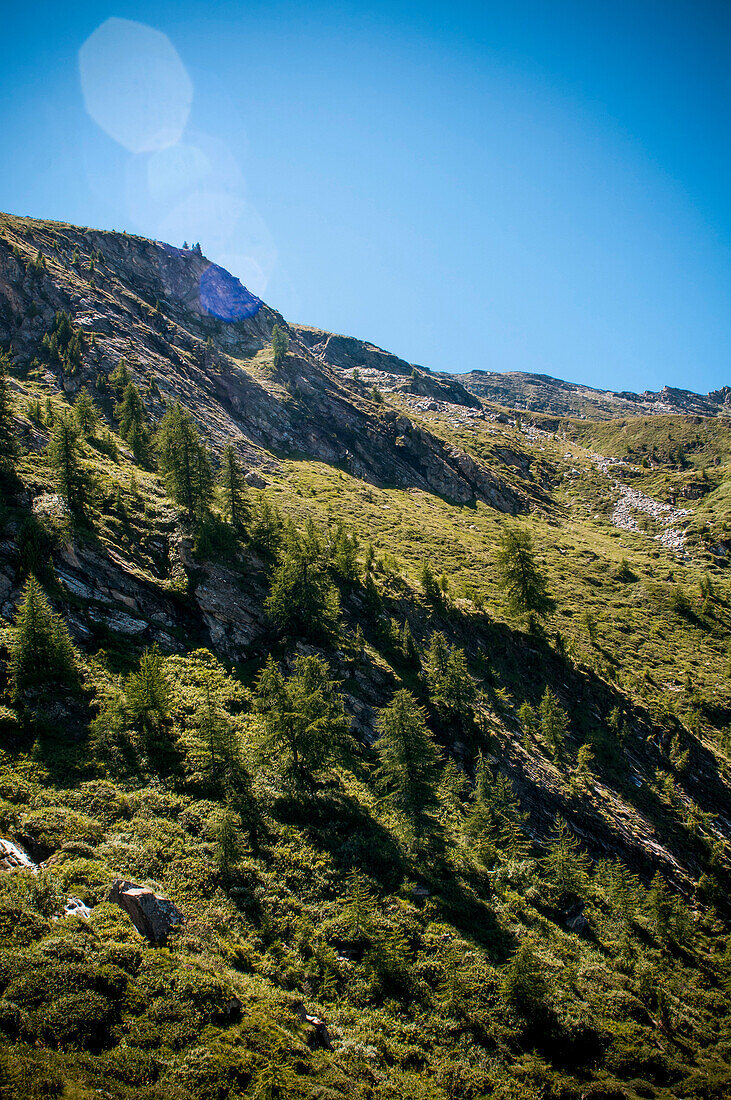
left=467, top=754, right=530, bottom=864
left=271, top=324, right=289, bottom=368
left=540, top=817, right=591, bottom=905
left=125, top=645, right=171, bottom=736
left=423, top=631, right=476, bottom=730
left=156, top=403, right=212, bottom=523
left=376, top=690, right=441, bottom=835
left=329, top=522, right=360, bottom=585
left=254, top=654, right=352, bottom=788
left=48, top=414, right=88, bottom=516
left=249, top=496, right=282, bottom=556
left=495, top=523, right=550, bottom=616
left=401, top=620, right=419, bottom=665
left=213, top=806, right=245, bottom=879
left=438, top=758, right=470, bottom=825
left=265, top=526, right=340, bottom=639
left=115, top=381, right=149, bottom=464
left=539, top=686, right=570, bottom=758
left=109, top=357, right=131, bottom=394
left=502, top=943, right=549, bottom=1020
left=419, top=561, right=442, bottom=607
left=0, top=352, right=16, bottom=466
left=219, top=444, right=249, bottom=532
left=73, top=387, right=98, bottom=437
left=9, top=575, right=77, bottom=698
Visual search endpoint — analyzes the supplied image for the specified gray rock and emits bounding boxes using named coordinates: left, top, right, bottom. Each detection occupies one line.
left=0, top=838, right=35, bottom=871
left=109, top=879, right=182, bottom=943
left=292, top=1003, right=333, bottom=1050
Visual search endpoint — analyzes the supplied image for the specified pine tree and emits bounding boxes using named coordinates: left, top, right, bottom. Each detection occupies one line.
left=419, top=561, right=442, bottom=607
left=125, top=646, right=171, bottom=735
left=0, top=352, right=16, bottom=466
left=254, top=654, right=352, bottom=788
left=109, top=357, right=131, bottom=394
left=213, top=805, right=244, bottom=879
left=424, top=632, right=476, bottom=730
left=540, top=817, right=591, bottom=905
left=265, top=526, right=340, bottom=639
left=329, top=522, right=360, bottom=585
left=271, top=324, right=289, bottom=368
left=73, top=387, right=98, bottom=437
left=219, top=444, right=249, bottom=532
left=539, top=686, right=570, bottom=758
left=495, top=523, right=550, bottom=616
left=467, top=754, right=530, bottom=864
left=375, top=690, right=441, bottom=835
left=249, top=496, right=282, bottom=556
left=502, top=943, right=549, bottom=1020
left=116, top=380, right=144, bottom=436
left=48, top=414, right=88, bottom=516
left=115, top=381, right=149, bottom=463
left=9, top=575, right=77, bottom=698
left=401, top=620, right=419, bottom=665
left=156, top=402, right=212, bottom=523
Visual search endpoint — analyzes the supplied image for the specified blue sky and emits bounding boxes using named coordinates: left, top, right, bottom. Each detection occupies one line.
left=1, top=1, right=729, bottom=392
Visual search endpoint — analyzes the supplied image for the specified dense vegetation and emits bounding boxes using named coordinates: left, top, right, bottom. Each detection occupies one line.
left=0, top=215, right=729, bottom=1099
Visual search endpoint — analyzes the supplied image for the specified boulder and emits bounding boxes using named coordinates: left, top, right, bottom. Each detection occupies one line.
left=109, top=879, right=182, bottom=943
left=292, top=1002, right=333, bottom=1050
left=0, top=838, right=35, bottom=871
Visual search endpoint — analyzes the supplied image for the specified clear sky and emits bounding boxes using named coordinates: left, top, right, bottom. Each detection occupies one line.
left=1, top=1, right=729, bottom=392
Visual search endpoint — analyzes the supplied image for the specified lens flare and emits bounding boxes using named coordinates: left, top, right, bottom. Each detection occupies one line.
left=199, top=263, right=263, bottom=321
left=79, top=18, right=192, bottom=154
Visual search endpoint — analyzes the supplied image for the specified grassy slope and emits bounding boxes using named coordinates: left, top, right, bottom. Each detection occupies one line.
left=0, top=219, right=730, bottom=1098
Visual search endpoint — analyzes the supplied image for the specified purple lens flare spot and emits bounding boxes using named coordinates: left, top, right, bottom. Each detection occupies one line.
left=199, top=263, right=263, bottom=321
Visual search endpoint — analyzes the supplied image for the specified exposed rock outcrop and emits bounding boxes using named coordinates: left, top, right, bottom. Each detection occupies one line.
left=109, top=879, right=183, bottom=943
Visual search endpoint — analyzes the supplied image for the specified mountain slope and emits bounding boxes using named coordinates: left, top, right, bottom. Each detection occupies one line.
left=0, top=213, right=730, bottom=1100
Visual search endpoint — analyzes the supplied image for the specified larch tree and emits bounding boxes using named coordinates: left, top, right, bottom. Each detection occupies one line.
left=48, top=414, right=88, bottom=516
left=219, top=444, right=249, bottom=532
left=375, top=689, right=442, bottom=836
left=9, top=574, right=77, bottom=698
left=495, top=523, right=550, bottom=616
left=254, top=654, right=352, bottom=788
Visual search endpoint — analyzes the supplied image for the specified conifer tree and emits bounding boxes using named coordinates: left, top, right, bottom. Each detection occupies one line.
left=116, top=381, right=149, bottom=463
left=48, top=414, right=88, bottom=516
left=467, top=754, right=530, bottom=864
left=376, top=690, right=441, bottom=835
left=0, top=352, right=16, bottom=466
left=125, top=645, right=171, bottom=736
left=329, top=522, right=360, bottom=585
left=156, top=402, right=212, bottom=523
left=9, top=574, right=77, bottom=698
left=539, top=686, right=570, bottom=758
left=502, top=943, right=549, bottom=1020
left=213, top=805, right=244, bottom=879
left=219, top=444, right=249, bottom=532
left=73, top=387, right=98, bottom=437
left=265, top=526, right=340, bottom=639
left=109, top=357, right=131, bottom=395
left=540, top=817, right=591, bottom=905
left=424, top=631, right=476, bottom=729
left=495, top=523, right=550, bottom=616
left=400, top=620, right=419, bottom=665
left=419, top=561, right=442, bottom=607
left=271, top=324, right=289, bottom=368
left=254, top=654, right=351, bottom=788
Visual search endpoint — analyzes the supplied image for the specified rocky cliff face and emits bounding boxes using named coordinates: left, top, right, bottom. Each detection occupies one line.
left=0, top=213, right=523, bottom=512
